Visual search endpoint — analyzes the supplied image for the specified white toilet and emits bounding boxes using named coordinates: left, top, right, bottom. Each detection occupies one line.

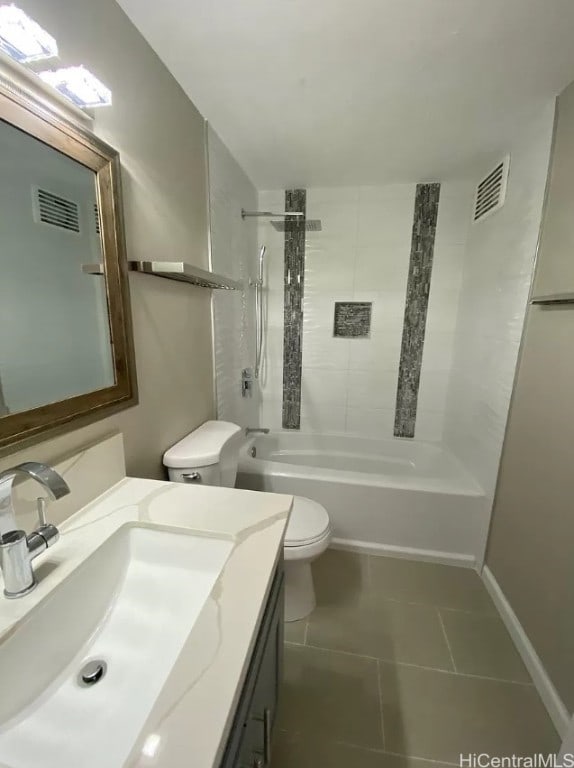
left=163, top=421, right=331, bottom=622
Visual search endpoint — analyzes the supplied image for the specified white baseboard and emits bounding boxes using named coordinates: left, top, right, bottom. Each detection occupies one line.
left=482, top=565, right=570, bottom=737
left=330, top=537, right=476, bottom=569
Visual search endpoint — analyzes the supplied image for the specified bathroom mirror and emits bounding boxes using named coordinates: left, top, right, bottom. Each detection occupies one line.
left=0, top=73, right=137, bottom=451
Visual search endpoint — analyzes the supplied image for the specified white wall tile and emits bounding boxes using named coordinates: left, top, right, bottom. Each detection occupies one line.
left=259, top=397, right=283, bottom=430
left=353, top=290, right=407, bottom=329
left=443, top=103, right=555, bottom=504
left=265, top=289, right=285, bottom=328
left=420, top=331, right=456, bottom=371
left=357, top=197, right=415, bottom=248
left=262, top=325, right=284, bottom=370
left=307, top=187, right=359, bottom=206
left=305, top=245, right=356, bottom=293
left=301, top=368, right=348, bottom=406
left=306, top=201, right=359, bottom=242
left=434, top=194, right=474, bottom=248
left=302, top=331, right=351, bottom=370
left=354, top=246, right=410, bottom=292
left=300, top=403, right=346, bottom=433
left=414, top=410, right=445, bottom=442
left=359, top=184, right=416, bottom=204
left=347, top=369, right=398, bottom=410
left=417, top=370, right=450, bottom=413
left=348, top=333, right=403, bottom=372
left=346, top=407, right=395, bottom=438
left=258, top=180, right=472, bottom=443
left=209, top=128, right=259, bottom=427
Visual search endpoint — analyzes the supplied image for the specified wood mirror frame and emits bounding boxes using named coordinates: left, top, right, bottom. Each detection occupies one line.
left=0, top=71, right=137, bottom=452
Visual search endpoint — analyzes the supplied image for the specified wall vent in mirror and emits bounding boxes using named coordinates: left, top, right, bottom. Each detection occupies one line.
left=473, top=155, right=510, bottom=223
left=33, top=187, right=80, bottom=233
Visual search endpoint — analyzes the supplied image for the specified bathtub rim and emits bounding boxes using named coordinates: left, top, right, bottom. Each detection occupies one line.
left=239, top=436, right=484, bottom=497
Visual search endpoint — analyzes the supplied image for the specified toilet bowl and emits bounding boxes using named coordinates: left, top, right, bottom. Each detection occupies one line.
left=163, top=421, right=331, bottom=622
left=283, top=496, right=331, bottom=621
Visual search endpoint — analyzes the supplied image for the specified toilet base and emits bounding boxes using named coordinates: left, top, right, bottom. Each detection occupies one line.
left=284, top=560, right=316, bottom=622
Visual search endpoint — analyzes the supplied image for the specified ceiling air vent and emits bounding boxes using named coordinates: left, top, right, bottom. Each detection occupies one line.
left=473, top=155, right=510, bottom=223
left=33, top=187, right=80, bottom=233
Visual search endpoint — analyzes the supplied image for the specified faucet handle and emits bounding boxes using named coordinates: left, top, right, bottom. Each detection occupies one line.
left=37, top=497, right=48, bottom=527
left=35, top=497, right=59, bottom=547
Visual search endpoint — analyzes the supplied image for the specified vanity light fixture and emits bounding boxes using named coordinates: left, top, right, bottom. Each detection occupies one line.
left=38, top=65, right=112, bottom=108
left=0, top=4, right=58, bottom=63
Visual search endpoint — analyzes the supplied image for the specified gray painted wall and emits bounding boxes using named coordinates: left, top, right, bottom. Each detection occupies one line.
left=486, top=80, right=574, bottom=715
left=0, top=0, right=213, bottom=479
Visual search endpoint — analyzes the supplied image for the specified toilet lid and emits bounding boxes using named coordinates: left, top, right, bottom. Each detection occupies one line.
left=285, top=496, right=330, bottom=547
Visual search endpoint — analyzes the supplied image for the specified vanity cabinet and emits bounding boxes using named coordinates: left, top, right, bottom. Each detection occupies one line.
left=220, top=562, right=284, bottom=768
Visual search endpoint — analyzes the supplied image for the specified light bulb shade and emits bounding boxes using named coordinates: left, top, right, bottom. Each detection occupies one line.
left=0, top=4, right=58, bottom=63
left=39, top=66, right=112, bottom=108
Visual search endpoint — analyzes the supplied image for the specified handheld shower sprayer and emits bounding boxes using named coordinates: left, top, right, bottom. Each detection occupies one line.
left=253, top=245, right=266, bottom=379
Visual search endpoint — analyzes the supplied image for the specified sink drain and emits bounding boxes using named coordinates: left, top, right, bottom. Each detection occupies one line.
left=78, top=659, right=107, bottom=687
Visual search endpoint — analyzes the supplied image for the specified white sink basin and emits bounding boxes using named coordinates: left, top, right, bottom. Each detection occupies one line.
left=0, top=524, right=233, bottom=768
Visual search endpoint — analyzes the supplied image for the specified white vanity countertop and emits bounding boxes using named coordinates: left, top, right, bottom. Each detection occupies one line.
left=0, top=477, right=292, bottom=768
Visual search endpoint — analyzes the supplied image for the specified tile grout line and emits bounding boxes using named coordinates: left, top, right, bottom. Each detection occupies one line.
left=296, top=640, right=534, bottom=686
left=438, top=609, right=458, bottom=673
left=375, top=658, right=386, bottom=750
left=333, top=591, right=496, bottom=616
left=289, top=734, right=464, bottom=767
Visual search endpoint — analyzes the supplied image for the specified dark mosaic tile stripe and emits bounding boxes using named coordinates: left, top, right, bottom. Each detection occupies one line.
left=282, top=189, right=306, bottom=429
left=394, top=183, right=441, bottom=438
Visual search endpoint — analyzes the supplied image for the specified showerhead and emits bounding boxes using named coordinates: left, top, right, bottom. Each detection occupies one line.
left=270, top=219, right=322, bottom=232
left=240, top=207, right=322, bottom=231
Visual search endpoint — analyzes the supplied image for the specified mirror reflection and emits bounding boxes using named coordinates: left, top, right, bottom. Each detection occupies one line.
left=0, top=118, right=114, bottom=416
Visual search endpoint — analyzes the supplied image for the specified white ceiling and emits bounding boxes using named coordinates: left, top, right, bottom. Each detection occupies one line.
left=117, top=0, right=574, bottom=189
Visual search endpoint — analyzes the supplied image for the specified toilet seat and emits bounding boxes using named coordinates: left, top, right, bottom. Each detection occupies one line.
left=284, top=496, right=331, bottom=548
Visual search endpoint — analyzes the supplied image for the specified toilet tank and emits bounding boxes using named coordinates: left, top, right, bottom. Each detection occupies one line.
left=163, top=421, right=243, bottom=488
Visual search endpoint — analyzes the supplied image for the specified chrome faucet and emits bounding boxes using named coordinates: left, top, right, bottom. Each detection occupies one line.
left=245, top=427, right=270, bottom=436
left=0, top=462, right=70, bottom=598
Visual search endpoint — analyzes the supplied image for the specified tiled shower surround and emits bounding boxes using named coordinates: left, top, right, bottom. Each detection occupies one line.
left=282, top=189, right=306, bottom=429
left=258, top=184, right=473, bottom=440
left=208, top=127, right=260, bottom=427
left=394, top=183, right=441, bottom=438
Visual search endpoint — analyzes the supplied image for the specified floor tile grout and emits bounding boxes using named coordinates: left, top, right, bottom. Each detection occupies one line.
left=276, top=728, right=463, bottom=767
left=278, top=551, right=554, bottom=766
left=290, top=639, right=534, bottom=686
left=437, top=609, right=458, bottom=672
left=361, top=593, right=497, bottom=615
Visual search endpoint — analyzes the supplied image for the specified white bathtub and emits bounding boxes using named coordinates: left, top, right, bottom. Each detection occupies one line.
left=237, top=432, right=489, bottom=567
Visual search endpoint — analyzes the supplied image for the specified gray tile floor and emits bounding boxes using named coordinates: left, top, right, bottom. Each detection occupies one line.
left=274, top=549, right=560, bottom=767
